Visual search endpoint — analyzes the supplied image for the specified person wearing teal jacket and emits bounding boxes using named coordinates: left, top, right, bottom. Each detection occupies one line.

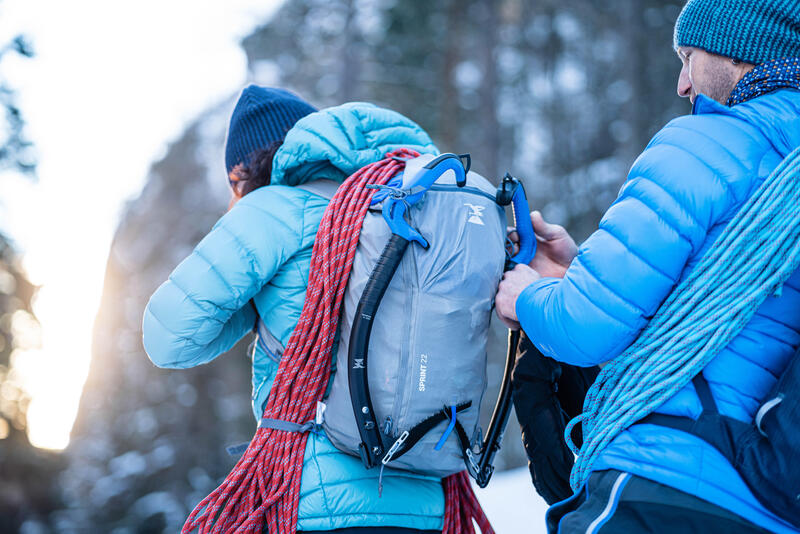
left=142, top=86, right=444, bottom=533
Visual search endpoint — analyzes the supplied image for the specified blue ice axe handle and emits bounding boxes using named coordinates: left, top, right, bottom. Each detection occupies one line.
left=381, top=153, right=468, bottom=247
left=350, top=154, right=469, bottom=469
left=496, top=173, right=536, bottom=266
left=475, top=174, right=535, bottom=487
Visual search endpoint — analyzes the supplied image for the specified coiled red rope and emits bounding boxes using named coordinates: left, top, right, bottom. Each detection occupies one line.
left=183, top=149, right=494, bottom=534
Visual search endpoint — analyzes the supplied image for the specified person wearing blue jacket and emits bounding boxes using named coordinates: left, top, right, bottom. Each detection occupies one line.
left=142, top=85, right=445, bottom=533
left=496, top=0, right=800, bottom=533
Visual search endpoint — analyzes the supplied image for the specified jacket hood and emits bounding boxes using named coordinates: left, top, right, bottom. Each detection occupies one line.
left=271, top=102, right=439, bottom=187
left=695, top=89, right=800, bottom=158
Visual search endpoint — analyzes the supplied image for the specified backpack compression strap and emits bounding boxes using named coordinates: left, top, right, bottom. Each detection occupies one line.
left=379, top=402, right=475, bottom=464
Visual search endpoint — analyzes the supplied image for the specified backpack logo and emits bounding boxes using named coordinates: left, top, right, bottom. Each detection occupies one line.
left=418, top=353, right=429, bottom=392
left=465, top=203, right=485, bottom=226
left=353, top=359, right=364, bottom=369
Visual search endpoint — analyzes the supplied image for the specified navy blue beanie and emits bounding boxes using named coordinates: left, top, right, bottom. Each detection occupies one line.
left=224, top=85, right=317, bottom=174
left=675, top=0, right=800, bottom=66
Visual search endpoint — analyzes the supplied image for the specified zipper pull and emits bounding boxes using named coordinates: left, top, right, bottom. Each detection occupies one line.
left=382, top=416, right=393, bottom=435
left=378, top=463, right=385, bottom=498
left=382, top=430, right=410, bottom=466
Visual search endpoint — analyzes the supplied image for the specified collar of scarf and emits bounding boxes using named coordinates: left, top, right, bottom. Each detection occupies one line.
left=727, top=57, right=800, bottom=107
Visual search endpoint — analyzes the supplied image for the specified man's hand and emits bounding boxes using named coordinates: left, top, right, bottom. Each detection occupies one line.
left=496, top=264, right=541, bottom=329
left=529, top=211, right=577, bottom=278
left=507, top=211, right=577, bottom=278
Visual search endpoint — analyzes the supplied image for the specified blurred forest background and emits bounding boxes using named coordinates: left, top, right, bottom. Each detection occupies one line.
left=1, top=0, right=688, bottom=532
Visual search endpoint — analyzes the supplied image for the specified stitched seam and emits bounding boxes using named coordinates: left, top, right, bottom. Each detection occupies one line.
left=215, top=224, right=266, bottom=279
left=721, top=344, right=781, bottom=380
left=145, top=309, right=210, bottom=354
left=623, top=175, right=704, bottom=239
left=721, top=149, right=771, bottom=221
left=752, top=307, right=800, bottom=332
left=301, top=193, right=310, bottom=248
left=167, top=277, right=228, bottom=321
left=194, top=248, right=239, bottom=304
left=329, top=111, right=358, bottom=150
left=361, top=124, right=428, bottom=145
left=574, top=256, right=648, bottom=321
left=299, top=511, right=443, bottom=520
left=308, top=436, right=335, bottom=528
left=236, top=202, right=302, bottom=239
left=596, top=225, right=679, bottom=285
left=709, top=379, right=764, bottom=406
left=521, top=282, right=601, bottom=363
left=175, top=253, right=239, bottom=345
left=665, top=123, right=751, bottom=176
left=645, top=141, right=736, bottom=204
left=739, top=321, right=794, bottom=345
left=296, top=468, right=438, bottom=482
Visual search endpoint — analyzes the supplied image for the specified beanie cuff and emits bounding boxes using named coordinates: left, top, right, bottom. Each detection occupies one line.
left=674, top=0, right=800, bottom=66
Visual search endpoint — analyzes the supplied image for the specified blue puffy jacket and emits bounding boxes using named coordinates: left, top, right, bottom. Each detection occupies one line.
left=142, top=102, right=446, bottom=531
left=518, top=89, right=800, bottom=533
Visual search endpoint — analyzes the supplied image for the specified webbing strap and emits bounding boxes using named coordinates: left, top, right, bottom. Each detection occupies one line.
left=692, top=373, right=718, bottom=413
left=259, top=417, right=317, bottom=433
left=296, top=179, right=339, bottom=200
left=388, top=402, right=472, bottom=463
left=226, top=418, right=318, bottom=458
left=435, top=405, right=458, bottom=451
left=225, top=443, right=250, bottom=457
left=639, top=372, right=753, bottom=466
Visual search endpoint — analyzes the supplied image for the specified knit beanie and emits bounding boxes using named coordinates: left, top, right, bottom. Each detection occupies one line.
left=674, top=0, right=800, bottom=66
left=224, top=85, right=317, bottom=174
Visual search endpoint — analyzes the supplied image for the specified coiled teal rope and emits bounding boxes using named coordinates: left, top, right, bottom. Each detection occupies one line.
left=565, top=145, right=800, bottom=491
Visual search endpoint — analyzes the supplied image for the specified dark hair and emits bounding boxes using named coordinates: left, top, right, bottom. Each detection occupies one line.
left=230, top=142, right=282, bottom=197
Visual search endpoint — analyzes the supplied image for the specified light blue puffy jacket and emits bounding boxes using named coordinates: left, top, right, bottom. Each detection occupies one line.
left=518, top=89, right=800, bottom=533
left=142, top=102, right=446, bottom=531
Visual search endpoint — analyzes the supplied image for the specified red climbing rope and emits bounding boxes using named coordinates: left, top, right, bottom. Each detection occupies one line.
left=443, top=471, right=495, bottom=534
left=182, top=148, right=494, bottom=534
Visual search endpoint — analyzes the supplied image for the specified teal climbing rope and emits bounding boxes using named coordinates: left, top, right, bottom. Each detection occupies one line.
left=566, top=145, right=800, bottom=491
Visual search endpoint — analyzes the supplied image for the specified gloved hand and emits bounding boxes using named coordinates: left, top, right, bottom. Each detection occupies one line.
left=512, top=332, right=599, bottom=504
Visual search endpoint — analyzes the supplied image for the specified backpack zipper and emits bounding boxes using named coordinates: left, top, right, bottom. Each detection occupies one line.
left=392, top=207, right=421, bottom=436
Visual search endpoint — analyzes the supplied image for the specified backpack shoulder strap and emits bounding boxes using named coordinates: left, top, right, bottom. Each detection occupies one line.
left=295, top=179, right=339, bottom=200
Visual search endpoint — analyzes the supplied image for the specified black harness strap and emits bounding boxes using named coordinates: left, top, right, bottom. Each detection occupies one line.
left=639, top=372, right=750, bottom=465
left=692, top=373, right=718, bottom=412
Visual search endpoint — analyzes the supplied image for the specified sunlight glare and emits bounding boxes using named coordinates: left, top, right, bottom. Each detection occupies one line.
left=2, top=0, right=283, bottom=450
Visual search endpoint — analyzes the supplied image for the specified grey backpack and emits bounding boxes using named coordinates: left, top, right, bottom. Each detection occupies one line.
left=257, top=153, right=535, bottom=483
left=323, top=154, right=507, bottom=478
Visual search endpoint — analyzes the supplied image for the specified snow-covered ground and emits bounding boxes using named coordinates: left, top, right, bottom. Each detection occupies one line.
left=474, top=467, right=550, bottom=533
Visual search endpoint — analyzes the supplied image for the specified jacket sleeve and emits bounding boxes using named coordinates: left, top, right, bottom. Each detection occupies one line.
left=517, top=119, right=746, bottom=367
left=142, top=188, right=306, bottom=368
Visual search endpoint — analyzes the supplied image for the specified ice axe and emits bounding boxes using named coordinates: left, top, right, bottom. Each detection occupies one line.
left=471, top=172, right=536, bottom=488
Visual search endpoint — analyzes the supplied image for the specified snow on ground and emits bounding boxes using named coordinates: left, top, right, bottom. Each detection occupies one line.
left=474, top=467, right=550, bottom=533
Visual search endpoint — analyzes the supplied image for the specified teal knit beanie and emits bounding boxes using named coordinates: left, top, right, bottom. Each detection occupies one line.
left=674, top=0, right=800, bottom=65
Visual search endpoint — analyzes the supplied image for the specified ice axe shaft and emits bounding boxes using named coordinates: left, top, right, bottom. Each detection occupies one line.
left=477, top=173, right=536, bottom=487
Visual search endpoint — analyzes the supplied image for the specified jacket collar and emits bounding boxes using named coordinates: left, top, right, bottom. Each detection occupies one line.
left=693, top=90, right=800, bottom=158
